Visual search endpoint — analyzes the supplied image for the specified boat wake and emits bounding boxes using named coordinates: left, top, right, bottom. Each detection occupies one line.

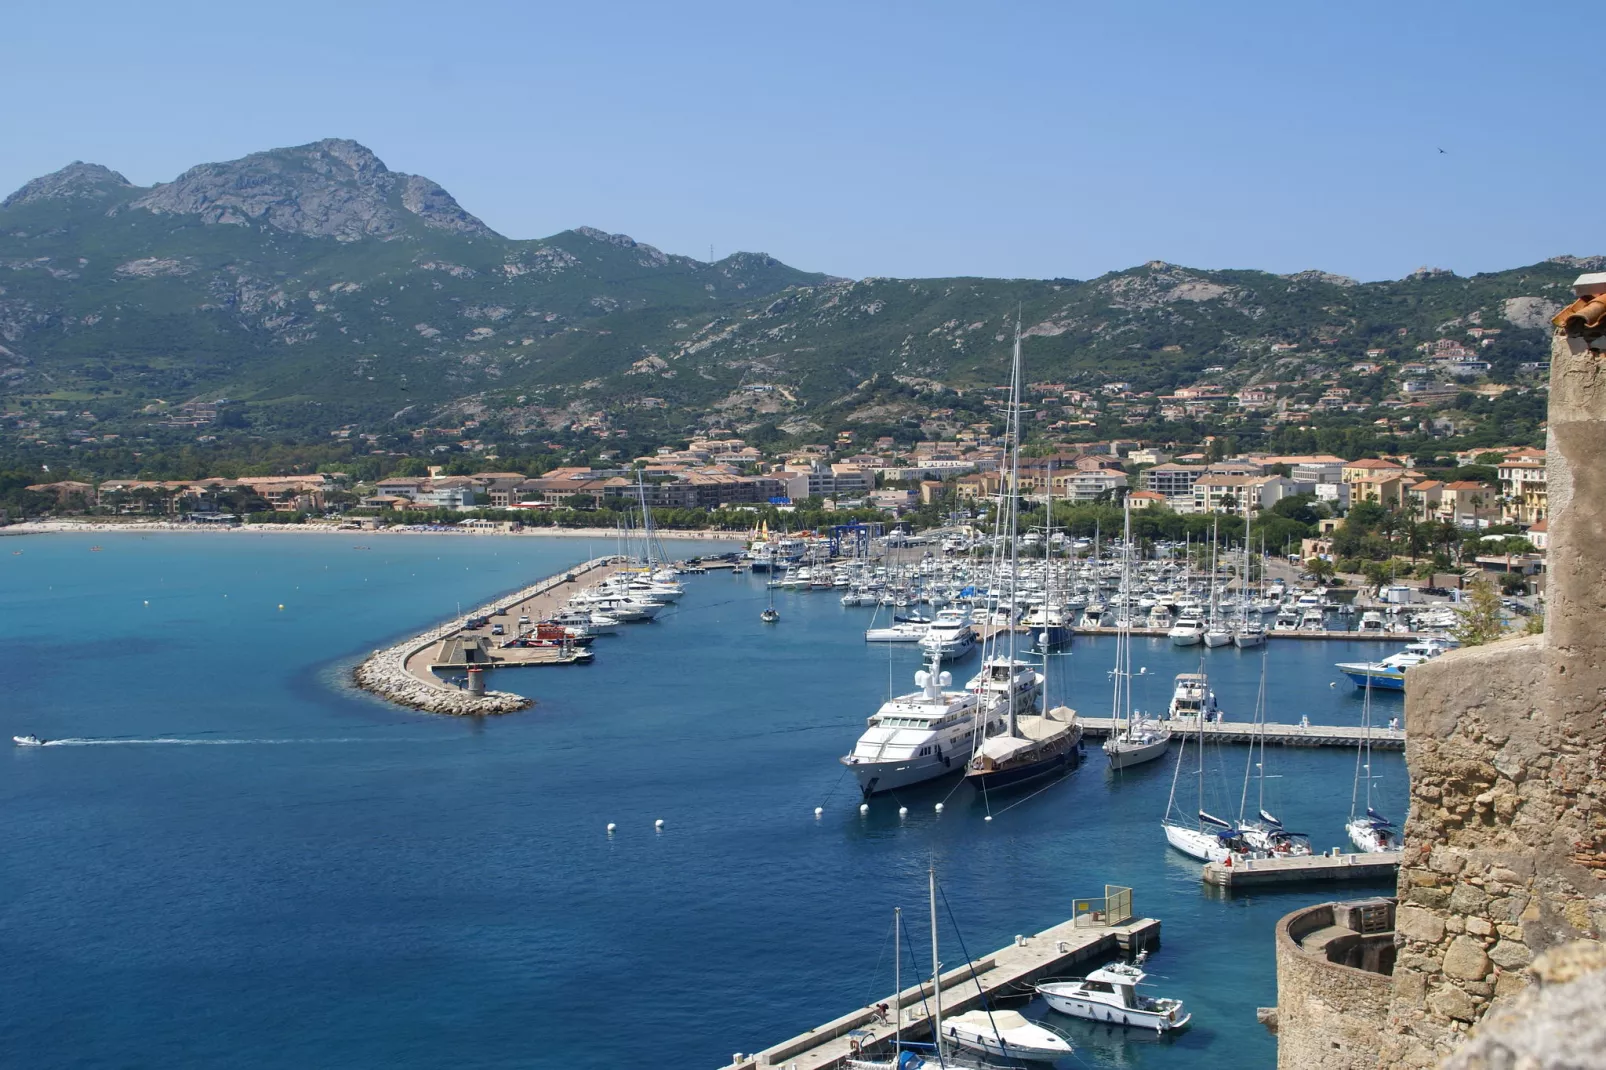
left=22, top=737, right=427, bottom=747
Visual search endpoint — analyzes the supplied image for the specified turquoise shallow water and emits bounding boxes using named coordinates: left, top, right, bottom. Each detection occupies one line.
left=1, top=534, right=1406, bottom=1069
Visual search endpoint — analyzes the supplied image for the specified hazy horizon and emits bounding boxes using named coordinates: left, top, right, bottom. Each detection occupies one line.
left=6, top=1, right=1596, bottom=283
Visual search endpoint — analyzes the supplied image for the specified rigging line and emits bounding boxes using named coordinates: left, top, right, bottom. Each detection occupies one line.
left=818, top=765, right=853, bottom=809
left=863, top=918, right=894, bottom=1013
left=937, top=878, right=1017, bottom=1060
left=987, top=762, right=1076, bottom=818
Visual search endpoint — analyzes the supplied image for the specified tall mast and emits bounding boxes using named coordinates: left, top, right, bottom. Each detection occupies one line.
left=893, top=906, right=902, bottom=1054
left=930, top=865, right=942, bottom=1059
left=1005, top=318, right=1023, bottom=735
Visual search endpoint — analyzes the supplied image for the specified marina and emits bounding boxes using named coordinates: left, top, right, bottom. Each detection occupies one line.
left=4, top=532, right=1410, bottom=1070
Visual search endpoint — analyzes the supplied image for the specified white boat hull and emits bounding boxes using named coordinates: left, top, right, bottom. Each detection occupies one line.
left=1163, top=821, right=1232, bottom=862
left=1233, top=630, right=1266, bottom=649
left=842, top=748, right=969, bottom=796
left=942, top=1015, right=1071, bottom=1060
left=1202, top=630, right=1232, bottom=648
left=1104, top=732, right=1170, bottom=769
left=1347, top=819, right=1396, bottom=853
left=1038, top=989, right=1189, bottom=1032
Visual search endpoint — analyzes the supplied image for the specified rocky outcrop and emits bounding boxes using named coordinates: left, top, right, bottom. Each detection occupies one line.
left=353, top=556, right=617, bottom=716
left=0, top=162, right=132, bottom=209
left=131, top=138, right=497, bottom=242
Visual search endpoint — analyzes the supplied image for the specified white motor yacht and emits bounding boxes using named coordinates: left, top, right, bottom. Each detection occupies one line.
left=1168, top=617, right=1205, bottom=646
left=1036, top=955, right=1191, bottom=1033
left=918, top=608, right=978, bottom=660
left=964, top=657, right=1043, bottom=717
left=1357, top=610, right=1386, bottom=634
left=942, top=1010, right=1073, bottom=1061
left=839, top=667, right=1001, bottom=797
left=864, top=621, right=929, bottom=643
left=1168, top=672, right=1214, bottom=722
left=1336, top=638, right=1454, bottom=692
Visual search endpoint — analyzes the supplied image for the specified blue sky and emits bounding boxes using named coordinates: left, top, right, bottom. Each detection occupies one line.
left=3, top=1, right=1591, bottom=281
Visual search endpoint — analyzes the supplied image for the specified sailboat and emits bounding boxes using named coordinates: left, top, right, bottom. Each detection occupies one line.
left=962, top=323, right=1077, bottom=791
left=1346, top=674, right=1397, bottom=852
left=1202, top=520, right=1232, bottom=647
left=1236, top=646, right=1314, bottom=856
left=1104, top=498, right=1172, bottom=769
left=760, top=577, right=780, bottom=623
left=1233, top=501, right=1266, bottom=649
left=1161, top=666, right=1248, bottom=862
left=1028, top=463, right=1071, bottom=652
left=847, top=869, right=1040, bottom=1070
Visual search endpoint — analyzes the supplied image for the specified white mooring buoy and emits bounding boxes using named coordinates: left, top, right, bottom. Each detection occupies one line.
left=859, top=803, right=870, bottom=816
left=934, top=802, right=944, bottom=813
left=655, top=819, right=664, bottom=830
left=814, top=807, right=824, bottom=818
left=898, top=806, right=908, bottom=818
left=984, top=815, right=993, bottom=822
left=606, top=822, right=617, bottom=834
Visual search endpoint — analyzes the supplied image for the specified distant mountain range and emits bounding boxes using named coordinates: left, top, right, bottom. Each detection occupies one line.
left=0, top=138, right=1596, bottom=447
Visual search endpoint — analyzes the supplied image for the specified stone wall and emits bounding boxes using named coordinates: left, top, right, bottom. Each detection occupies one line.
left=1274, top=903, right=1392, bottom=1070
left=1374, top=299, right=1606, bottom=1067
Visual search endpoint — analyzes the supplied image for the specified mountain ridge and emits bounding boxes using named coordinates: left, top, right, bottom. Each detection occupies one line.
left=0, top=139, right=1599, bottom=454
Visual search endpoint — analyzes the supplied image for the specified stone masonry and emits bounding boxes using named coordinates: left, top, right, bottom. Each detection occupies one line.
left=1373, top=276, right=1606, bottom=1066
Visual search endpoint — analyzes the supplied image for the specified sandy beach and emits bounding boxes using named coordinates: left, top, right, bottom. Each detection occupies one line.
left=1, top=518, right=743, bottom=543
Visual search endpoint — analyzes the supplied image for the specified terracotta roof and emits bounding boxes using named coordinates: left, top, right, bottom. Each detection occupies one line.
left=1346, top=458, right=1404, bottom=470
left=1553, top=296, right=1606, bottom=329
left=1409, top=479, right=1444, bottom=491
left=1443, top=480, right=1495, bottom=491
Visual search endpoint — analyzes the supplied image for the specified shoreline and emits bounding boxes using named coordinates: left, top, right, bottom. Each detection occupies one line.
left=353, top=555, right=623, bottom=716
left=2, top=519, right=742, bottom=543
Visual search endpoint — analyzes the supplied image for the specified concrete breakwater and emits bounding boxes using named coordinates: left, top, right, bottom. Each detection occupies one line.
left=354, top=555, right=621, bottom=716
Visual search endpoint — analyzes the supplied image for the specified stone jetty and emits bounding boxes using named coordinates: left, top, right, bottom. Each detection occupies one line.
left=354, top=555, right=620, bottom=716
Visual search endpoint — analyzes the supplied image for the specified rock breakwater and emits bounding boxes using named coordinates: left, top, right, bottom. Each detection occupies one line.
left=354, top=555, right=619, bottom=716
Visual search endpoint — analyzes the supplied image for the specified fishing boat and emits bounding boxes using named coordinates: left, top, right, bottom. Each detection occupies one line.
left=1036, top=952, right=1191, bottom=1034
left=839, top=660, right=1000, bottom=797
left=1104, top=500, right=1172, bottom=770
left=1347, top=675, right=1397, bottom=852
left=1335, top=638, right=1454, bottom=692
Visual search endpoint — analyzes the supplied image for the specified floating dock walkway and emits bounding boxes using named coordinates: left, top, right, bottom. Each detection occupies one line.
left=1202, top=850, right=1403, bottom=888
left=1076, top=717, right=1404, bottom=750
left=717, top=888, right=1158, bottom=1070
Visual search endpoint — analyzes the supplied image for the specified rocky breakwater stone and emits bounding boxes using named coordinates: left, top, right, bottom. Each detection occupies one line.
left=352, top=556, right=619, bottom=716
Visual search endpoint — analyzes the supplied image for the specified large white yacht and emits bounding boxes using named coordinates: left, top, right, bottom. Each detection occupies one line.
left=840, top=666, right=1001, bottom=797
left=1036, top=954, right=1191, bottom=1033
left=1167, top=672, right=1214, bottom=721
left=918, top=608, right=979, bottom=660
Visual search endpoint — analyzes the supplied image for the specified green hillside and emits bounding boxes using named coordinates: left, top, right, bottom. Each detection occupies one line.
left=0, top=138, right=1594, bottom=460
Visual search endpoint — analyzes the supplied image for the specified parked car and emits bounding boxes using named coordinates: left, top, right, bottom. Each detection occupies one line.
left=491, top=624, right=505, bottom=635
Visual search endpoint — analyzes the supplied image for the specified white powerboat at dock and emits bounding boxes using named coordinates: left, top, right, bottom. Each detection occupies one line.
left=1036, top=954, right=1191, bottom=1034
left=942, top=1009, right=1073, bottom=1061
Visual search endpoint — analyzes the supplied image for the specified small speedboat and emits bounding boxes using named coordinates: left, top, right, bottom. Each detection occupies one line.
left=942, top=1009, right=1073, bottom=1060
left=760, top=607, right=780, bottom=623
left=13, top=734, right=46, bottom=747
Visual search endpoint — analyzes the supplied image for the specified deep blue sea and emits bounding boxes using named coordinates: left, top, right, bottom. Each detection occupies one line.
left=1, top=533, right=1406, bottom=1070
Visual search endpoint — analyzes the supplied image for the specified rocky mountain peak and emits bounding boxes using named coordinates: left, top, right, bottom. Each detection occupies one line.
left=128, top=138, right=498, bottom=243
left=1, top=162, right=133, bottom=210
